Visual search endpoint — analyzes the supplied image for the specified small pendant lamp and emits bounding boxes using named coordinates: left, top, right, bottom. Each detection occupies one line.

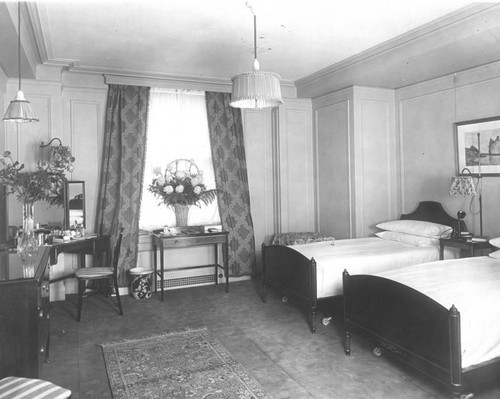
left=230, top=13, right=283, bottom=109
left=3, top=1, right=39, bottom=123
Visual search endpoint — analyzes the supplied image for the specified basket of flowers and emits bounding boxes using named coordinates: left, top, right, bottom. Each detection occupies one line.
left=148, top=159, right=218, bottom=226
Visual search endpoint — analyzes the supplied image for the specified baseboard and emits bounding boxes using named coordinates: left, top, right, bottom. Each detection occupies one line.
left=50, top=274, right=253, bottom=301
left=119, top=274, right=251, bottom=296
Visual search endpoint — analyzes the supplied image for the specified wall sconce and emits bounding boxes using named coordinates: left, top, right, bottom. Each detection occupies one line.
left=40, top=138, right=74, bottom=174
left=40, top=138, right=63, bottom=148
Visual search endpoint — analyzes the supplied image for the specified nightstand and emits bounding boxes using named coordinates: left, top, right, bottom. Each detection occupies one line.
left=439, top=237, right=492, bottom=260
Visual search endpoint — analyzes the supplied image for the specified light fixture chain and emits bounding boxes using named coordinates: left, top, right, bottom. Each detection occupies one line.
left=18, top=0, right=21, bottom=91
left=253, top=14, right=257, bottom=60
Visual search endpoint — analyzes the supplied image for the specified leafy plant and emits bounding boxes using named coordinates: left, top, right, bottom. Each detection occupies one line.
left=0, top=148, right=75, bottom=205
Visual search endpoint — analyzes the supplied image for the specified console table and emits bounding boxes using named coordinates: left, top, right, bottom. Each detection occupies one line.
left=152, top=231, right=229, bottom=301
left=49, top=235, right=110, bottom=283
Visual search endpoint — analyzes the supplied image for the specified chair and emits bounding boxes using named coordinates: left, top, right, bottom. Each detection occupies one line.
left=0, top=376, right=71, bottom=399
left=75, top=228, right=124, bottom=321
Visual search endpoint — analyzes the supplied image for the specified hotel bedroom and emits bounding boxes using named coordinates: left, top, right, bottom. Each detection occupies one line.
left=1, top=1, right=500, bottom=398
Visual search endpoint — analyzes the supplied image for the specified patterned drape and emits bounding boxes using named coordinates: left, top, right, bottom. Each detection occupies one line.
left=205, top=92, right=256, bottom=277
left=96, top=84, right=149, bottom=285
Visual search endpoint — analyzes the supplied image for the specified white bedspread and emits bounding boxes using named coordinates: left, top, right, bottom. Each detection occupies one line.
left=376, top=256, right=500, bottom=369
left=288, top=237, right=457, bottom=298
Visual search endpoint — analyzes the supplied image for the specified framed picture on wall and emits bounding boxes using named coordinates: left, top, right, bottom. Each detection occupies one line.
left=455, top=116, right=500, bottom=176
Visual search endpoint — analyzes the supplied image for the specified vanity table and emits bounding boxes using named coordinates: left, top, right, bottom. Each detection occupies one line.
left=0, top=246, right=51, bottom=379
left=49, top=235, right=110, bottom=283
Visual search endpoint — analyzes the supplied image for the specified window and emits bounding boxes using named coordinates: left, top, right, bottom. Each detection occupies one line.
left=139, top=88, right=220, bottom=230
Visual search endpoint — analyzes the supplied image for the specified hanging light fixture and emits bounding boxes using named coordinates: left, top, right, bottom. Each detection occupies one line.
left=230, top=9, right=283, bottom=109
left=2, top=1, right=38, bottom=123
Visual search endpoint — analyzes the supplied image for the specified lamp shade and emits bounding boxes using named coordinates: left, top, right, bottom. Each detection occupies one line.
left=449, top=175, right=476, bottom=196
left=230, top=71, right=283, bottom=109
left=2, top=90, right=39, bottom=123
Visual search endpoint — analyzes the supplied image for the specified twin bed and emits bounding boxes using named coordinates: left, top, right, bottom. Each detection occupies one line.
left=261, top=201, right=462, bottom=333
left=262, top=200, right=500, bottom=397
left=343, top=255, right=500, bottom=398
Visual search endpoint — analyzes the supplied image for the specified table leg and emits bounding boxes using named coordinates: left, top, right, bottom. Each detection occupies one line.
left=223, top=241, right=229, bottom=293
left=153, top=244, right=157, bottom=295
left=439, top=243, right=445, bottom=260
left=79, top=253, right=86, bottom=268
left=160, top=245, right=164, bottom=302
left=214, top=243, right=219, bottom=286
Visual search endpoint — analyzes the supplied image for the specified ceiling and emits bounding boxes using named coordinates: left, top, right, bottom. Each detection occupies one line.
left=1, top=0, right=500, bottom=96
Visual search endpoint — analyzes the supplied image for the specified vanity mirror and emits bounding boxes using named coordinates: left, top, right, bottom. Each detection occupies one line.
left=64, top=181, right=85, bottom=229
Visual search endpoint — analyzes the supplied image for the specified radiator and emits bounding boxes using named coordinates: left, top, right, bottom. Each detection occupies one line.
left=155, top=265, right=224, bottom=291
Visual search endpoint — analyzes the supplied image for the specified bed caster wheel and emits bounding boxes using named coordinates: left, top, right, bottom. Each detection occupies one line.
left=281, top=296, right=288, bottom=303
left=373, top=347, right=383, bottom=357
left=321, top=317, right=332, bottom=326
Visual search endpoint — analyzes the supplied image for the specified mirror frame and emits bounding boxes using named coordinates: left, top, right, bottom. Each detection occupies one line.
left=64, top=180, right=86, bottom=230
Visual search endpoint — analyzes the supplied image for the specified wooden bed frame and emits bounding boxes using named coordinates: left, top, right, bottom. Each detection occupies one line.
left=342, top=270, right=500, bottom=398
left=261, top=201, right=465, bottom=333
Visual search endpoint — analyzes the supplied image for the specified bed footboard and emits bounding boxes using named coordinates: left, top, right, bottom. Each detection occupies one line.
left=342, top=270, right=463, bottom=398
left=262, top=243, right=318, bottom=333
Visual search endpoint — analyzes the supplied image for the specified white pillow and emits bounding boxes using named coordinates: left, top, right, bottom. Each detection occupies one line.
left=489, top=237, right=500, bottom=249
left=376, top=220, right=452, bottom=238
left=489, top=250, right=500, bottom=259
left=375, top=231, right=439, bottom=247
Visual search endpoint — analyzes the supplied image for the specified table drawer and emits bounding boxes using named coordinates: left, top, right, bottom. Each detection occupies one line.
left=161, top=235, right=225, bottom=248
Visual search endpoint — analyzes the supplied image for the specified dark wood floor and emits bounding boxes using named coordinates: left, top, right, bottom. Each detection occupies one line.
left=42, top=279, right=500, bottom=399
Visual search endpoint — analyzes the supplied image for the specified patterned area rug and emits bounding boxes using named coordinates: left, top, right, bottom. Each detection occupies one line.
left=101, top=327, right=272, bottom=399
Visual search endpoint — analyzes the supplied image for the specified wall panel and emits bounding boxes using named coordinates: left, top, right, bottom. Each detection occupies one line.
left=353, top=87, right=396, bottom=235
left=242, top=108, right=273, bottom=261
left=312, top=86, right=396, bottom=239
left=65, top=95, right=106, bottom=233
left=4, top=81, right=64, bottom=228
left=277, top=99, right=314, bottom=233
left=315, top=100, right=351, bottom=238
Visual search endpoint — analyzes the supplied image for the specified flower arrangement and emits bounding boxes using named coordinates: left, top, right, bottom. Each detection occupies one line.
left=148, top=159, right=217, bottom=208
left=0, top=147, right=75, bottom=206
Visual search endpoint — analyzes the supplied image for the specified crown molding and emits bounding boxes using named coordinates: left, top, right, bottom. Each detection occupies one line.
left=104, top=72, right=233, bottom=93
left=295, top=3, right=500, bottom=93
left=103, top=72, right=296, bottom=98
left=396, top=58, right=500, bottom=102
left=25, top=1, right=299, bottom=96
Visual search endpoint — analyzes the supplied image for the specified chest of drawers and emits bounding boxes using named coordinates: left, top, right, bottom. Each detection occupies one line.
left=0, top=246, right=51, bottom=378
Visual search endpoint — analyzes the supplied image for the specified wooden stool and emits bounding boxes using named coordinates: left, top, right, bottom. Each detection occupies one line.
left=0, top=376, right=71, bottom=399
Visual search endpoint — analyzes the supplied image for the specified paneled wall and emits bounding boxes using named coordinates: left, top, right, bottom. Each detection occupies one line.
left=243, top=98, right=314, bottom=265
left=2, top=71, right=107, bottom=232
left=312, top=86, right=397, bottom=239
left=314, top=94, right=350, bottom=238
left=242, top=108, right=274, bottom=257
left=396, top=61, right=500, bottom=237
left=274, top=99, right=314, bottom=234
left=1, top=69, right=107, bottom=299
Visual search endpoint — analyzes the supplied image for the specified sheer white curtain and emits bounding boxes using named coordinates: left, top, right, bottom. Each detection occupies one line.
left=139, top=88, right=220, bottom=230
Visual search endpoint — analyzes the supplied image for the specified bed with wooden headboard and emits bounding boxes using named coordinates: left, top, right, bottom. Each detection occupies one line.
left=262, top=201, right=464, bottom=333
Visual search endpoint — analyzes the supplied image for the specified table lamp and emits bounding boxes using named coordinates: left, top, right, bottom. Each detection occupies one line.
left=449, top=168, right=476, bottom=238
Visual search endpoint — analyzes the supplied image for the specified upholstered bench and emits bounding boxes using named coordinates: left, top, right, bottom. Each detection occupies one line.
left=0, top=376, right=71, bottom=399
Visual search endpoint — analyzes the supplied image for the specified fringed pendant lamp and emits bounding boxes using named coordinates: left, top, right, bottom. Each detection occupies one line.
left=2, top=1, right=38, bottom=123
left=230, top=13, right=283, bottom=109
